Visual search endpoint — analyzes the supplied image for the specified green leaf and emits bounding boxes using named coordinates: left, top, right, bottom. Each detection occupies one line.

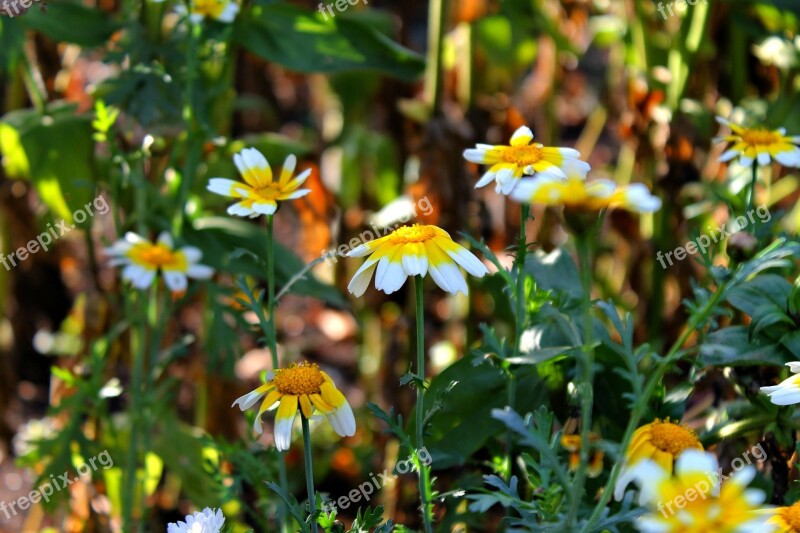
left=419, top=357, right=544, bottom=469
left=524, top=248, right=583, bottom=304
left=21, top=2, right=120, bottom=48
left=0, top=103, right=97, bottom=226
left=726, top=274, right=792, bottom=316
left=235, top=4, right=425, bottom=80
left=699, top=326, right=786, bottom=366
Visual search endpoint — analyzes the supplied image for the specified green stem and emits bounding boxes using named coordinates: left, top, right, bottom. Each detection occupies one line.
left=301, top=416, right=316, bottom=517
left=172, top=19, right=202, bottom=237
left=266, top=215, right=290, bottom=532
left=123, top=293, right=146, bottom=532
left=582, top=279, right=730, bottom=531
left=567, top=233, right=595, bottom=528
left=507, top=204, right=530, bottom=479
left=748, top=164, right=758, bottom=235
left=414, top=276, right=433, bottom=533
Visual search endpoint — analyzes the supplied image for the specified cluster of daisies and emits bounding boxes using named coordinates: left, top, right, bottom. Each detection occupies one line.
left=105, top=113, right=800, bottom=530
left=612, top=418, right=800, bottom=532
left=464, top=125, right=662, bottom=213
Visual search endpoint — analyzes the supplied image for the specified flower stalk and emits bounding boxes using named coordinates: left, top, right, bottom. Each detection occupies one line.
left=266, top=214, right=291, bottom=531
left=301, top=415, right=316, bottom=517
left=414, top=275, right=434, bottom=533
left=507, top=203, right=530, bottom=479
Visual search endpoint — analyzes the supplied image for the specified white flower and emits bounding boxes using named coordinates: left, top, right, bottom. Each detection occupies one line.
left=463, top=126, right=591, bottom=195
left=760, top=362, right=800, bottom=405
left=207, top=149, right=311, bottom=218
left=167, top=507, right=225, bottom=533
left=105, top=232, right=213, bottom=294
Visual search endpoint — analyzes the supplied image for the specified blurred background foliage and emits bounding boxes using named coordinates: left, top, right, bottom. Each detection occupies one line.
left=0, top=0, right=799, bottom=531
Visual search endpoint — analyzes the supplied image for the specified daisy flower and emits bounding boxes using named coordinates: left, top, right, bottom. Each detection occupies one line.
left=463, top=126, right=591, bottom=195
left=232, top=362, right=355, bottom=451
left=345, top=224, right=488, bottom=297
left=105, top=232, right=213, bottom=294
left=510, top=176, right=662, bottom=213
left=767, top=499, right=800, bottom=532
left=167, top=507, right=225, bottom=533
left=715, top=116, right=800, bottom=168
left=175, top=0, right=239, bottom=23
left=760, top=362, right=800, bottom=405
left=621, top=418, right=703, bottom=474
left=207, top=148, right=311, bottom=218
left=617, top=449, right=770, bottom=532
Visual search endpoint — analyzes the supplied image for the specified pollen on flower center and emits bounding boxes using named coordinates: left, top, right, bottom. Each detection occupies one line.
left=272, top=362, right=325, bottom=395
left=194, top=0, right=226, bottom=16
left=255, top=182, right=284, bottom=200
left=780, top=502, right=800, bottom=530
left=648, top=419, right=700, bottom=456
left=389, top=225, right=437, bottom=244
left=742, top=128, right=781, bottom=146
left=138, top=245, right=177, bottom=267
left=501, top=144, right=543, bottom=166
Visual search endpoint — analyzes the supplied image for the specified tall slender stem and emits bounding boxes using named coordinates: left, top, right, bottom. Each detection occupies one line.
left=301, top=416, right=316, bottom=516
left=172, top=18, right=202, bottom=237
left=748, top=164, right=758, bottom=235
left=414, top=276, right=433, bottom=533
left=507, top=204, right=529, bottom=479
left=567, top=233, right=595, bottom=527
left=266, top=215, right=290, bottom=531
left=123, top=293, right=146, bottom=532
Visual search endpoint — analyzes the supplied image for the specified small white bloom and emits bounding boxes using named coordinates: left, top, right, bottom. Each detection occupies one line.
left=167, top=507, right=225, bottom=533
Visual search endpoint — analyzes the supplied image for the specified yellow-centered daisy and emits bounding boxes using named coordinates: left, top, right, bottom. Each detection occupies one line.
left=715, top=116, right=800, bottom=168
left=345, top=224, right=488, bottom=296
left=616, top=450, right=770, bottom=532
left=760, top=362, right=800, bottom=406
left=463, top=126, right=591, bottom=195
left=232, top=362, right=355, bottom=451
left=105, top=232, right=213, bottom=294
left=767, top=500, right=800, bottom=532
left=175, top=0, right=239, bottom=23
left=622, top=418, right=703, bottom=474
left=510, top=176, right=662, bottom=213
left=208, top=148, right=311, bottom=218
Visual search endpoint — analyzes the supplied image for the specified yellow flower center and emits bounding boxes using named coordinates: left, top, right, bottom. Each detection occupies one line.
left=388, top=225, right=437, bottom=244
left=648, top=419, right=701, bottom=456
left=500, top=144, right=543, bottom=166
left=129, top=243, right=185, bottom=270
left=780, top=501, right=800, bottom=531
left=255, top=182, right=285, bottom=201
left=193, top=0, right=227, bottom=18
left=273, top=362, right=325, bottom=395
left=741, top=128, right=781, bottom=147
